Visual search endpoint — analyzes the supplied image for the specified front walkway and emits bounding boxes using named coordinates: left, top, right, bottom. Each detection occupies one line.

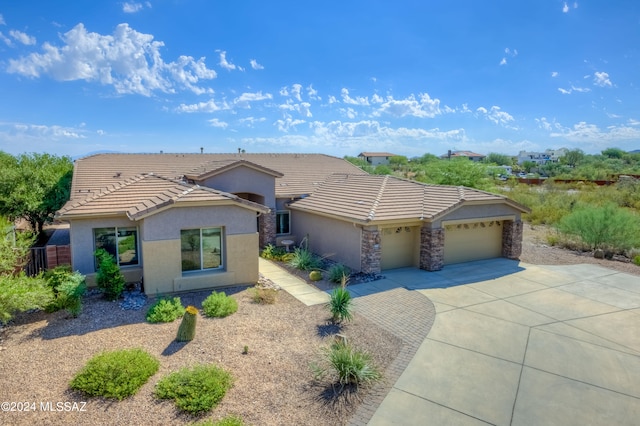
left=259, top=258, right=640, bottom=425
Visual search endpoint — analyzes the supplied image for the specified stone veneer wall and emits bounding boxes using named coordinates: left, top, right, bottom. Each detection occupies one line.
left=259, top=211, right=276, bottom=247
left=360, top=227, right=381, bottom=274
left=420, top=226, right=445, bottom=271
left=502, top=219, right=523, bottom=259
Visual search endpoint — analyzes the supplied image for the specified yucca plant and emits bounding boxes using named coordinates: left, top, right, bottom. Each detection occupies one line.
left=288, top=247, right=323, bottom=271
left=311, top=341, right=381, bottom=391
left=327, top=275, right=352, bottom=323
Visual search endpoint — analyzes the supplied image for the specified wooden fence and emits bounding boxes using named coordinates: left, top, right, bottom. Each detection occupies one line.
left=25, top=247, right=47, bottom=276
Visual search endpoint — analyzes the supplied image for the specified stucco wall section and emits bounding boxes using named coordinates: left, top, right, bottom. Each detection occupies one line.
left=201, top=167, right=276, bottom=208
left=291, top=211, right=362, bottom=271
left=502, top=219, right=524, bottom=259
left=143, top=233, right=259, bottom=295
left=360, top=227, right=381, bottom=274
left=420, top=225, right=445, bottom=271
left=432, top=204, right=521, bottom=227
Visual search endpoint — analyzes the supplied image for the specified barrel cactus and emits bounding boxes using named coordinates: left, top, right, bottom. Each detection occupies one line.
left=309, top=270, right=322, bottom=281
left=176, top=305, right=198, bottom=342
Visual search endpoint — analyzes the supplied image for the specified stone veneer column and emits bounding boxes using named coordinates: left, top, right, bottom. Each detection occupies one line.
left=259, top=211, right=276, bottom=247
left=420, top=225, right=445, bottom=271
left=502, top=219, right=523, bottom=259
left=360, top=227, right=381, bottom=274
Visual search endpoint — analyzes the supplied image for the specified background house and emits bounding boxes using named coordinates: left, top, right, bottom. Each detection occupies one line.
left=517, top=148, right=567, bottom=165
left=440, top=150, right=486, bottom=162
left=357, top=152, right=398, bottom=166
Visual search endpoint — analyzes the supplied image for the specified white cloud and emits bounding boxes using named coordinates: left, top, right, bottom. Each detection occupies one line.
left=0, top=121, right=87, bottom=140
left=275, top=118, right=306, bottom=132
left=218, top=50, right=244, bottom=72
left=290, top=84, right=302, bottom=101
left=249, top=59, right=264, bottom=70
left=339, top=108, right=357, bottom=119
left=123, top=2, right=143, bottom=13
left=0, top=14, right=5, bottom=25
left=550, top=121, right=640, bottom=146
left=628, top=118, right=640, bottom=126
left=239, top=116, right=266, bottom=125
left=551, top=71, right=558, bottom=77
left=307, top=84, right=319, bottom=101
left=328, top=95, right=338, bottom=104
left=177, top=99, right=229, bottom=113
left=0, top=32, right=12, bottom=46
left=279, top=99, right=312, bottom=117
left=563, top=2, right=569, bottom=13
left=558, top=85, right=591, bottom=94
left=9, top=30, right=35, bottom=45
left=371, top=94, right=383, bottom=104
left=374, top=93, right=441, bottom=118
left=7, top=23, right=217, bottom=96
left=477, top=105, right=515, bottom=128
left=207, top=118, right=228, bottom=128
left=593, top=71, right=612, bottom=87
left=234, top=91, right=272, bottom=107
left=341, top=88, right=370, bottom=106
left=500, top=58, right=507, bottom=66
left=500, top=47, right=517, bottom=65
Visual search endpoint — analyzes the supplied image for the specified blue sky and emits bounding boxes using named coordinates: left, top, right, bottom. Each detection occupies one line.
left=0, top=1, right=639, bottom=159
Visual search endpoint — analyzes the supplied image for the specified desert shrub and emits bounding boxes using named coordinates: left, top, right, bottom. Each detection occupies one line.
left=202, top=291, right=238, bottom=318
left=155, top=364, right=233, bottom=415
left=327, top=263, right=350, bottom=283
left=44, top=266, right=86, bottom=317
left=309, top=270, right=322, bottom=281
left=70, top=348, right=159, bottom=400
left=249, top=287, right=277, bottom=304
left=312, top=341, right=381, bottom=390
left=633, top=255, right=640, bottom=266
left=94, top=248, right=125, bottom=301
left=288, top=247, right=323, bottom=271
left=260, top=244, right=288, bottom=261
left=558, top=203, right=640, bottom=252
left=328, top=285, right=353, bottom=324
left=193, top=417, right=244, bottom=426
left=146, top=297, right=185, bottom=323
left=0, top=273, right=53, bottom=324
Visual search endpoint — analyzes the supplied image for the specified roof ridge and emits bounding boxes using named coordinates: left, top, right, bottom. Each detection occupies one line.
left=367, top=175, right=388, bottom=221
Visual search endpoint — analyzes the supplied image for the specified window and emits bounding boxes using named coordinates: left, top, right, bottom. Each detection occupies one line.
left=276, top=211, right=290, bottom=235
left=181, top=227, right=223, bottom=272
left=94, top=227, right=139, bottom=268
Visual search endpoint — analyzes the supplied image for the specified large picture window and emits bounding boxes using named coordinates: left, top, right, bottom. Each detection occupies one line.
left=276, top=211, right=290, bottom=235
left=181, top=227, right=223, bottom=272
left=94, top=227, right=139, bottom=268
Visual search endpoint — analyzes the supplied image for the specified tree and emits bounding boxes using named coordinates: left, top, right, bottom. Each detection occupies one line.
left=484, top=153, right=513, bottom=166
left=561, top=149, right=585, bottom=167
left=521, top=161, right=537, bottom=173
left=601, top=147, right=625, bottom=159
left=0, top=152, right=73, bottom=236
left=388, top=155, right=408, bottom=170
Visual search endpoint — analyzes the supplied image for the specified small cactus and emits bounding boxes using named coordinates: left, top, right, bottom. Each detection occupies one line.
left=176, top=305, right=198, bottom=342
left=309, top=270, right=322, bottom=281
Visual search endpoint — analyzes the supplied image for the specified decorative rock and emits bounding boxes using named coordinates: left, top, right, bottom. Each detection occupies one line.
left=120, top=290, right=147, bottom=310
left=594, top=249, right=605, bottom=259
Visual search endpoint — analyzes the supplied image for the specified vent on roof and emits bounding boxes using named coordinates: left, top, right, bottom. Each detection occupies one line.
left=114, top=172, right=121, bottom=178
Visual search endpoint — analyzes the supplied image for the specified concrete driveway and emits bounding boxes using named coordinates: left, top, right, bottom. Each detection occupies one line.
left=362, top=259, right=640, bottom=425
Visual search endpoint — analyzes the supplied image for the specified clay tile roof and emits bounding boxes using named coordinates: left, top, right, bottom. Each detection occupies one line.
left=289, top=174, right=528, bottom=223
left=57, top=174, right=268, bottom=220
left=69, top=153, right=366, bottom=202
left=358, top=152, right=398, bottom=157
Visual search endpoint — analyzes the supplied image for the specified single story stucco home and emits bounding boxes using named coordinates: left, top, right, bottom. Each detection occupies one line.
left=56, top=153, right=529, bottom=295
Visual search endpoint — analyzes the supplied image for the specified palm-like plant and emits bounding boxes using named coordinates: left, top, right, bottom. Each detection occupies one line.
left=328, top=275, right=352, bottom=323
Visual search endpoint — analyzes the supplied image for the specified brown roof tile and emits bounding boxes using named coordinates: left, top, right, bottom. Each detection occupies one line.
left=289, top=174, right=529, bottom=223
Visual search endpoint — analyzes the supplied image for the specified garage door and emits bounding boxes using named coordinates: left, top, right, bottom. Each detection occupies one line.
left=444, top=220, right=503, bottom=265
left=381, top=226, right=418, bottom=269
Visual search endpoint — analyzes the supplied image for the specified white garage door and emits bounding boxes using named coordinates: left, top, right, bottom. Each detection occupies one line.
left=444, top=220, right=503, bottom=265
left=381, top=226, right=418, bottom=270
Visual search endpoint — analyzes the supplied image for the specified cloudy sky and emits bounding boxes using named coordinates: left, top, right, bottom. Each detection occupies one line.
left=0, top=1, right=639, bottom=158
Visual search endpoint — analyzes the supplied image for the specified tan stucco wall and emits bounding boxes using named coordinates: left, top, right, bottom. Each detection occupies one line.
left=142, top=233, right=259, bottom=295
left=291, top=211, right=362, bottom=270
left=201, top=167, right=276, bottom=208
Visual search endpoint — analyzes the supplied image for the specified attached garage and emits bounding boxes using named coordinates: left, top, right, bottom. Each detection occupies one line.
left=443, top=220, right=503, bottom=265
left=381, top=226, right=419, bottom=269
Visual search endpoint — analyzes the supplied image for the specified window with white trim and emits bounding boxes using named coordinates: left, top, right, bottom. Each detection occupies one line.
left=181, top=227, right=223, bottom=272
left=276, top=211, right=290, bottom=235
left=93, top=227, right=139, bottom=269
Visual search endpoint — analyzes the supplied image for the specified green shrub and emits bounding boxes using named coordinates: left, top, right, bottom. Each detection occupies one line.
left=177, top=305, right=198, bottom=342
left=44, top=266, right=86, bottom=317
left=70, top=348, right=159, bottom=400
left=155, top=364, right=233, bottom=415
left=288, top=247, right=323, bottom=271
left=192, top=417, right=244, bottom=426
left=202, top=291, right=238, bottom=318
left=0, top=273, right=53, bottom=324
left=633, top=255, right=640, bottom=266
left=311, top=341, right=381, bottom=390
left=327, top=263, right=350, bottom=283
left=260, top=244, right=288, bottom=261
left=309, top=270, right=322, bottom=281
left=328, top=285, right=353, bottom=324
left=249, top=287, right=277, bottom=304
left=94, top=248, right=125, bottom=301
left=146, top=297, right=185, bottom=323
left=558, top=203, right=640, bottom=252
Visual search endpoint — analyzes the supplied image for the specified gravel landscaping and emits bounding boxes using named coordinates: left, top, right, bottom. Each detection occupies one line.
left=1, top=224, right=638, bottom=426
